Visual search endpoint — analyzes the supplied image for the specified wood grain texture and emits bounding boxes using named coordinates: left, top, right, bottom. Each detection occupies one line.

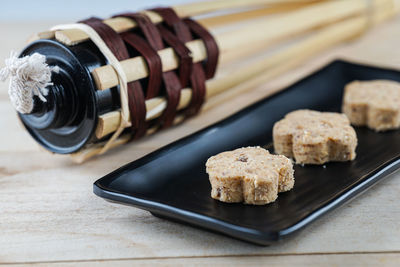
left=1, top=15, right=400, bottom=265
left=7, top=253, right=400, bottom=266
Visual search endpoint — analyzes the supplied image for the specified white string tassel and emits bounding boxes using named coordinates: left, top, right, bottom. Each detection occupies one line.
left=0, top=52, right=59, bottom=114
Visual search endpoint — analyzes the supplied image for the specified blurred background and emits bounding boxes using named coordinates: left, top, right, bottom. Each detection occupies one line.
left=1, top=0, right=197, bottom=22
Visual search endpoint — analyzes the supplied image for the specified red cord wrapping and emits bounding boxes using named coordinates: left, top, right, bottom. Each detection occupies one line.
left=183, top=18, right=219, bottom=79
left=80, top=17, right=148, bottom=139
left=152, top=7, right=219, bottom=116
left=80, top=8, right=219, bottom=139
left=152, top=7, right=204, bottom=116
left=115, top=12, right=187, bottom=129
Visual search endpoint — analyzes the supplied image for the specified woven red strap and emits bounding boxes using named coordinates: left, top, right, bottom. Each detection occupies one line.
left=116, top=12, right=185, bottom=129
left=183, top=18, right=219, bottom=79
left=111, top=14, right=162, bottom=100
left=80, top=9, right=219, bottom=138
left=152, top=7, right=206, bottom=116
left=80, top=17, right=148, bottom=139
left=121, top=33, right=162, bottom=100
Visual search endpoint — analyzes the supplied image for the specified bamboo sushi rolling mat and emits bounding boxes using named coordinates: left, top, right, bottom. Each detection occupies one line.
left=0, top=16, right=399, bottom=266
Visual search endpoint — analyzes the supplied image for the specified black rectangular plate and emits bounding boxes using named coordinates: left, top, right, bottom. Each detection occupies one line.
left=94, top=60, right=400, bottom=245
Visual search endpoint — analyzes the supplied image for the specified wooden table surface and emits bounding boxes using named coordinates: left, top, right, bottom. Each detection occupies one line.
left=1, top=16, right=400, bottom=266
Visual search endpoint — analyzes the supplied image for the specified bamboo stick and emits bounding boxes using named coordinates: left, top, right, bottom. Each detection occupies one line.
left=54, top=0, right=319, bottom=46
left=174, top=0, right=316, bottom=16
left=204, top=4, right=397, bottom=111
left=27, top=30, right=55, bottom=43
left=71, top=134, right=132, bottom=163
left=197, top=2, right=316, bottom=28
left=87, top=2, right=317, bottom=90
left=90, top=0, right=385, bottom=92
left=72, top=3, right=397, bottom=163
left=54, top=4, right=312, bottom=90
left=92, top=40, right=207, bottom=91
left=93, top=0, right=395, bottom=139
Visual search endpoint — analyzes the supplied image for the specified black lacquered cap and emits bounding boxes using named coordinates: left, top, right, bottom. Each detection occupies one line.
left=18, top=39, right=100, bottom=154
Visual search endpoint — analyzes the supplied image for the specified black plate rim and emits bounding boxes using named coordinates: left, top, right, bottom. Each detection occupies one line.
left=94, top=156, right=400, bottom=245
left=93, top=59, right=400, bottom=245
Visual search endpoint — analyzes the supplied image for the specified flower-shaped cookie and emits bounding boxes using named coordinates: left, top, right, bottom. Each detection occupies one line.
left=343, top=80, right=400, bottom=131
left=273, top=110, right=357, bottom=165
left=205, top=147, right=294, bottom=205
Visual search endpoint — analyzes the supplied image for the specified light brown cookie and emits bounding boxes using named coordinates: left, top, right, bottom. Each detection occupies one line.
left=273, top=110, right=357, bottom=165
left=342, top=80, right=400, bottom=131
left=205, top=147, right=294, bottom=205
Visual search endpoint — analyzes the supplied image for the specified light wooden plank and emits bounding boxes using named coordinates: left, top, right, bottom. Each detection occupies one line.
left=0, top=154, right=399, bottom=263
left=1, top=11, right=400, bottom=266
left=0, top=100, right=42, bottom=152
left=7, top=253, right=400, bottom=266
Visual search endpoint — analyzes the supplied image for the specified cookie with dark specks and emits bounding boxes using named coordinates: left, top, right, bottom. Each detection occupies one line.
left=205, top=147, right=294, bottom=205
left=273, top=109, right=357, bottom=165
left=343, top=80, right=400, bottom=131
